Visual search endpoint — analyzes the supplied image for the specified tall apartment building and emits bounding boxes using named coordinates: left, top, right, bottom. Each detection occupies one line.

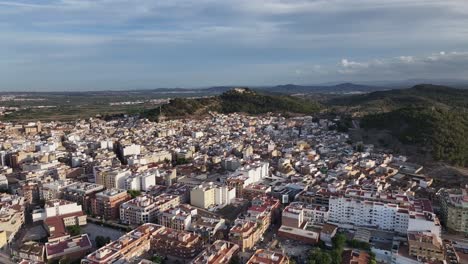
left=94, top=167, right=131, bottom=189
left=190, top=183, right=235, bottom=209
left=437, top=188, right=468, bottom=233
left=191, top=240, right=240, bottom=264
left=92, top=189, right=131, bottom=220
left=328, top=191, right=441, bottom=236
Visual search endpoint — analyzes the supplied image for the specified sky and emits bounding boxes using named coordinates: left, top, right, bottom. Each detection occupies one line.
left=1, top=0, right=468, bottom=91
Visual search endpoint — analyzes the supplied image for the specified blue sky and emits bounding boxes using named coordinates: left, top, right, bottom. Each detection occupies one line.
left=1, top=0, right=468, bottom=91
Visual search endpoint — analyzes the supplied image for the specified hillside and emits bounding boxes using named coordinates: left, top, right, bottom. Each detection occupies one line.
left=327, top=84, right=468, bottom=113
left=141, top=88, right=320, bottom=120
left=334, top=84, right=468, bottom=166
left=361, top=107, right=468, bottom=166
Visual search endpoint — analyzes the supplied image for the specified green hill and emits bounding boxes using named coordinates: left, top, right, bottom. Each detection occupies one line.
left=361, top=107, right=468, bottom=166
left=327, top=84, right=468, bottom=113
left=334, top=84, right=468, bottom=166
left=141, top=87, right=320, bottom=120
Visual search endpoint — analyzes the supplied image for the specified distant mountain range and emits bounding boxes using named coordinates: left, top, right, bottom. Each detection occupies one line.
left=2, top=79, right=467, bottom=95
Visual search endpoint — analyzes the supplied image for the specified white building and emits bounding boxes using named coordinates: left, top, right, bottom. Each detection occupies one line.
left=190, top=183, right=236, bottom=209
left=119, top=195, right=160, bottom=225
left=228, top=162, right=269, bottom=187
left=0, top=175, right=8, bottom=190
left=32, top=199, right=83, bottom=222
left=192, top=131, right=204, bottom=138
left=120, top=144, right=141, bottom=157
left=124, top=169, right=158, bottom=191
left=328, top=195, right=440, bottom=236
left=100, top=140, right=114, bottom=150
left=94, top=167, right=132, bottom=189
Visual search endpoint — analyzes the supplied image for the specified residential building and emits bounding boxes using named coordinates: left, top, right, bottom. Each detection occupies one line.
left=124, top=169, right=157, bottom=191
left=328, top=192, right=440, bottom=235
left=32, top=199, right=84, bottom=222
left=158, top=205, right=193, bottom=230
left=190, top=183, right=235, bottom=209
left=191, top=240, right=240, bottom=264
left=246, top=249, right=289, bottom=264
left=120, top=195, right=160, bottom=225
left=278, top=203, right=320, bottom=244
left=120, top=194, right=180, bottom=225
left=437, top=188, right=468, bottom=233
left=63, top=182, right=105, bottom=213
left=191, top=215, right=226, bottom=241
left=150, top=226, right=203, bottom=259
left=18, top=241, right=45, bottom=263
left=92, top=189, right=130, bottom=220
left=82, top=224, right=164, bottom=264
left=229, top=220, right=263, bottom=252
left=0, top=194, right=25, bottom=242
left=45, top=234, right=92, bottom=262
left=320, top=223, right=338, bottom=247
left=407, top=231, right=444, bottom=262
left=94, top=167, right=131, bottom=189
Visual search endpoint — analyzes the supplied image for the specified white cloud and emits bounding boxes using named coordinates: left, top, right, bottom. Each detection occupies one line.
left=334, top=51, right=468, bottom=80
left=1, top=0, right=468, bottom=90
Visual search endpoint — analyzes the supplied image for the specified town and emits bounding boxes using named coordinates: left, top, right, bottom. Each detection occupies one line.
left=0, top=112, right=465, bottom=264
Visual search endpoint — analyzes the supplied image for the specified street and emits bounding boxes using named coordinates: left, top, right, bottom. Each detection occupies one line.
left=0, top=251, right=15, bottom=264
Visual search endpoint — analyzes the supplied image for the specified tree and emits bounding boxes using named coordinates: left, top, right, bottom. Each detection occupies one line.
left=95, top=236, right=111, bottom=248
left=151, top=255, right=165, bottom=264
left=355, top=143, right=364, bottom=152
left=330, top=249, right=342, bottom=264
left=127, top=189, right=141, bottom=199
left=308, top=248, right=332, bottom=264
left=229, top=254, right=240, bottom=264
left=332, top=233, right=346, bottom=250
left=347, top=239, right=371, bottom=250
left=369, top=252, right=377, bottom=264
left=66, top=225, right=81, bottom=236
left=175, top=157, right=189, bottom=165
